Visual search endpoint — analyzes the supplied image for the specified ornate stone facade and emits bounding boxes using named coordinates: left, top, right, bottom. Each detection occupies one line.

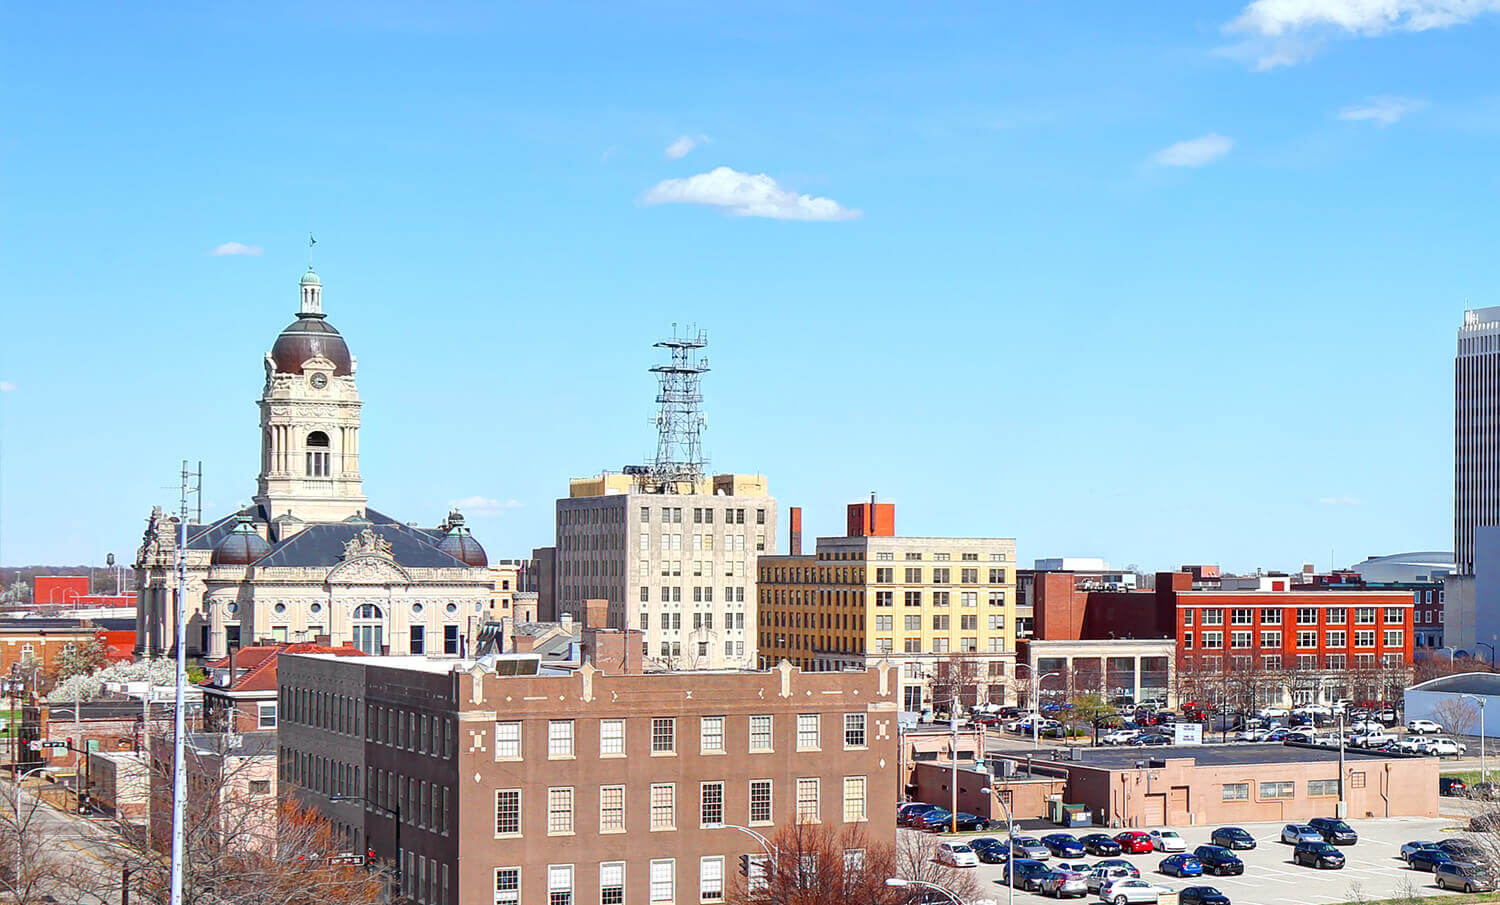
left=135, top=269, right=519, bottom=660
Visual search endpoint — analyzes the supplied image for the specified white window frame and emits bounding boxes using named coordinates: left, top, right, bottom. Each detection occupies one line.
left=599, top=719, right=625, bottom=757
left=495, top=721, right=522, bottom=760
left=548, top=720, right=575, bottom=759
left=650, top=859, right=675, bottom=904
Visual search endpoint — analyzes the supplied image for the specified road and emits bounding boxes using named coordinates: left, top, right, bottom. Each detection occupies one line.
left=3, top=776, right=130, bottom=905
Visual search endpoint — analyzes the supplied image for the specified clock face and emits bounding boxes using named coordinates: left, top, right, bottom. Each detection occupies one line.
left=310, top=373, right=328, bottom=389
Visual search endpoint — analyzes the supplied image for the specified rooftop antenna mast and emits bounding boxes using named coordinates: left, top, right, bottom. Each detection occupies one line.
left=649, top=325, right=709, bottom=491
left=168, top=459, right=201, bottom=905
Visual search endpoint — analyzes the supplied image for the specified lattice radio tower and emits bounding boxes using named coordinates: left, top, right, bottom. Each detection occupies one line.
left=649, top=326, right=709, bottom=489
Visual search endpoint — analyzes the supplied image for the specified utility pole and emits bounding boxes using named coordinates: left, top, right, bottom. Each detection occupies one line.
left=169, top=460, right=198, bottom=905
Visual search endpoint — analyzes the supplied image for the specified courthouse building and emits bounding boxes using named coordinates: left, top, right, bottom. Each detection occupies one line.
left=134, top=268, right=519, bottom=661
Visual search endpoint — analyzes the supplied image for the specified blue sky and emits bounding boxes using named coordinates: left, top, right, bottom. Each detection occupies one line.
left=3, top=1, right=1496, bottom=572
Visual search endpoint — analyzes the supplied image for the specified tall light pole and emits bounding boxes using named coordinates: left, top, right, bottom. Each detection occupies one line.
left=1479, top=642, right=1496, bottom=672
left=885, top=877, right=961, bottom=904
left=1016, top=665, right=1060, bottom=749
left=1463, top=693, right=1488, bottom=784
left=13, top=764, right=50, bottom=891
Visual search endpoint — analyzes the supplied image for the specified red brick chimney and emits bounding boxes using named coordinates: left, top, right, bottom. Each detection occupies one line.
left=789, top=507, right=802, bottom=555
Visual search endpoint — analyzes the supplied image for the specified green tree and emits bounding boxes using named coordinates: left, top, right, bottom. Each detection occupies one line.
left=1066, top=692, right=1114, bottom=745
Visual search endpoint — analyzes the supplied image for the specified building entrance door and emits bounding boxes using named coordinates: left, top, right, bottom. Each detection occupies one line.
left=1168, top=786, right=1190, bottom=824
left=1142, top=793, right=1166, bottom=825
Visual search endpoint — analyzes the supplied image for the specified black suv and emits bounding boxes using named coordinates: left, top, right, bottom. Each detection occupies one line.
left=1308, top=817, right=1358, bottom=845
left=1295, top=841, right=1346, bottom=869
left=1192, top=845, right=1245, bottom=876
left=1440, top=776, right=1469, bottom=797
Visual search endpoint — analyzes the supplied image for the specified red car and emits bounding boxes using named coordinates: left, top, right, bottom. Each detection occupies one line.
left=1114, top=831, right=1155, bottom=854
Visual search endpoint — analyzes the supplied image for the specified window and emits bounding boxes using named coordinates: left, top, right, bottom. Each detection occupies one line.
left=257, top=702, right=277, bottom=729
left=599, top=719, right=625, bottom=756
left=1260, top=630, right=1282, bottom=647
left=1231, top=608, right=1252, bottom=625
left=495, top=789, right=520, bottom=835
left=905, top=567, right=922, bottom=583
left=650, top=860, right=675, bottom=904
left=1355, top=607, right=1377, bottom=624
left=1263, top=654, right=1282, bottom=670
left=904, top=591, right=921, bottom=607
left=700, top=856, right=725, bottom=903
left=931, top=614, right=949, bottom=630
left=548, top=787, right=574, bottom=834
left=749, top=780, right=772, bottom=824
left=1326, top=608, right=1346, bottom=625
left=1384, top=630, right=1404, bottom=647
left=749, top=715, right=773, bottom=752
left=1385, top=607, right=1405, bottom=624
left=700, top=781, right=724, bottom=826
left=1222, top=783, right=1249, bottom=801
left=305, top=430, right=330, bottom=477
left=1259, top=781, right=1294, bottom=800
left=650, top=783, right=676, bottom=830
left=249, top=779, right=270, bottom=794
left=600, top=785, right=625, bottom=832
left=652, top=717, right=676, bottom=753
left=495, top=721, right=521, bottom=760
left=600, top=862, right=625, bottom=905
left=495, top=868, right=520, bottom=905
left=1355, top=630, right=1376, bottom=648
left=1260, top=608, right=1282, bottom=625
left=700, top=716, right=725, bottom=753
left=444, top=623, right=459, bottom=655
left=1297, top=608, right=1317, bottom=625
left=1296, top=631, right=1316, bottom=648
left=1183, top=609, right=1194, bottom=626
left=549, top=720, right=574, bottom=758
left=1326, top=631, right=1346, bottom=648
left=844, top=713, right=866, bottom=748
left=842, top=776, right=866, bottom=822
left=961, top=568, right=978, bottom=583
left=797, top=714, right=820, bottom=750
left=1230, top=631, right=1251, bottom=649
left=875, top=614, right=893, bottom=631
left=410, top=625, right=425, bottom=655
left=1202, top=608, right=1223, bottom=625
left=1326, top=653, right=1346, bottom=670
left=1201, top=631, right=1222, bottom=649
left=796, top=778, right=820, bottom=822
left=548, top=864, right=573, bottom=905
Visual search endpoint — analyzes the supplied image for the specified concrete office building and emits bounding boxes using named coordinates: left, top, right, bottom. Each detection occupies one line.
left=757, top=502, right=1018, bottom=712
left=1457, top=305, right=1500, bottom=575
left=556, top=472, right=775, bottom=670
left=278, top=652, right=896, bottom=905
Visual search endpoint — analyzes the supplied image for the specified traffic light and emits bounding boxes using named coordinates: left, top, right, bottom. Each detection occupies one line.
left=739, top=854, right=751, bottom=878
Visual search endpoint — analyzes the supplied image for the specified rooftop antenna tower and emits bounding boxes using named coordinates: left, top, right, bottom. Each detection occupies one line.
left=649, top=325, right=709, bottom=491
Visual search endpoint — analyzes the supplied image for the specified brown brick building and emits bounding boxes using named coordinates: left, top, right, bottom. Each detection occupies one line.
left=278, top=653, right=898, bottom=905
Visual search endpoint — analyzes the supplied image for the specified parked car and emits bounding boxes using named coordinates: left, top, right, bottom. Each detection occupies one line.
left=1235, top=727, right=1269, bottom=742
left=1010, top=836, right=1051, bottom=860
left=1042, top=834, right=1086, bottom=858
left=1435, top=861, right=1498, bottom=893
left=1114, top=831, right=1156, bottom=854
left=1002, top=859, right=1052, bottom=892
left=1159, top=854, right=1203, bottom=878
left=970, top=837, right=1008, bottom=864
left=1293, top=841, right=1346, bottom=869
left=1131, top=733, right=1173, bottom=747
left=1407, top=718, right=1442, bottom=734
left=1469, top=781, right=1500, bottom=801
left=1150, top=829, right=1187, bottom=852
left=1040, top=865, right=1090, bottom=899
left=1080, top=833, right=1123, bottom=856
left=936, top=842, right=979, bottom=867
left=1192, top=845, right=1244, bottom=876
left=1264, top=728, right=1291, bottom=742
left=898, top=803, right=942, bottom=827
left=1284, top=730, right=1317, bottom=744
left=1102, top=729, right=1142, bottom=745
left=1398, top=736, right=1427, bottom=753
left=910, top=807, right=952, bottom=830
left=1098, top=878, right=1172, bottom=904
left=1350, top=730, right=1395, bottom=748
left=1307, top=817, right=1358, bottom=845
left=946, top=812, right=994, bottom=832
left=1426, top=737, right=1467, bottom=756
left=1087, top=864, right=1140, bottom=894
left=1348, top=719, right=1384, bottom=734
left=1400, top=840, right=1441, bottom=863
left=1178, top=887, right=1232, bottom=905
left=1406, top=848, right=1453, bottom=872
left=1209, top=827, right=1256, bottom=850
left=1281, top=824, right=1323, bottom=845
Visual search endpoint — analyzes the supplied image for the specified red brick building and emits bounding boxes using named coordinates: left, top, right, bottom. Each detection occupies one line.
left=201, top=642, right=365, bottom=734
left=30, top=575, right=131, bottom=610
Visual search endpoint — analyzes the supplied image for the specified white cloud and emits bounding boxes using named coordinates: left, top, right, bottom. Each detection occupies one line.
left=0, top=381, right=14, bottom=392
left=1150, top=133, right=1234, bottom=167
left=665, top=135, right=701, bottom=159
left=1338, top=96, right=1427, bottom=124
left=450, top=496, right=523, bottom=517
left=1225, top=0, right=1500, bottom=67
left=210, top=242, right=263, bottom=257
left=642, top=166, right=861, bottom=221
left=1317, top=496, right=1361, bottom=506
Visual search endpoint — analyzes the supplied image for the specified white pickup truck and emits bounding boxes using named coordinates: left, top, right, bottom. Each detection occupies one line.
left=1350, top=729, right=1396, bottom=748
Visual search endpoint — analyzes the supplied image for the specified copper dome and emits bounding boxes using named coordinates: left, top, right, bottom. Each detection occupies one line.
left=269, top=314, right=353, bottom=376
left=212, top=516, right=272, bottom=566
left=436, top=512, right=488, bottom=567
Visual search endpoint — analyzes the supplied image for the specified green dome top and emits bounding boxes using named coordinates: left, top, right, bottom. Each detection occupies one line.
left=300, top=268, right=321, bottom=286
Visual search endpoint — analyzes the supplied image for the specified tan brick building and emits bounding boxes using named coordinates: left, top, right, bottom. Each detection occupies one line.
left=278, top=652, right=898, bottom=905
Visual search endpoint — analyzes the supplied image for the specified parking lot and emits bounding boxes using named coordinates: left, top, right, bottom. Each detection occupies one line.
left=915, top=816, right=1473, bottom=904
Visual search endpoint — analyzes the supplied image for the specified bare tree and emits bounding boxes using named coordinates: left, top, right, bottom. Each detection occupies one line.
left=1432, top=698, right=1481, bottom=739
left=0, top=780, right=114, bottom=905
left=892, top=831, right=982, bottom=903
left=929, top=656, right=983, bottom=717
left=726, top=822, right=902, bottom=905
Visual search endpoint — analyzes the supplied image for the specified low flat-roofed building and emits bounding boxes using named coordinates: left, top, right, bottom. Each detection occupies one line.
left=87, top=750, right=149, bottom=819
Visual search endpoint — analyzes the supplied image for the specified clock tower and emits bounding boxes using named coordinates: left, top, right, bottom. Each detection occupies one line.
left=253, top=267, right=367, bottom=534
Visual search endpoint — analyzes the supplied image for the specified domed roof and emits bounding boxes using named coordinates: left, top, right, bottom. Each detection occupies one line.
left=269, top=315, right=353, bottom=375
left=212, top=516, right=272, bottom=566
left=300, top=268, right=321, bottom=286
left=436, top=511, right=488, bottom=567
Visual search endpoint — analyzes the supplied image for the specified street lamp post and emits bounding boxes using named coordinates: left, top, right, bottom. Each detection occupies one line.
left=979, top=782, right=1016, bottom=905
left=885, top=876, right=961, bottom=904
left=12, top=765, right=51, bottom=891
left=328, top=794, right=401, bottom=887
left=1015, top=666, right=1060, bottom=749
left=1479, top=642, right=1496, bottom=671
left=1463, top=694, right=1488, bottom=784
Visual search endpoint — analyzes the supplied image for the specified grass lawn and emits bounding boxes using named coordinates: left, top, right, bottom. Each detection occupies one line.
left=1441, top=769, right=1499, bottom=786
left=1340, top=894, right=1500, bottom=905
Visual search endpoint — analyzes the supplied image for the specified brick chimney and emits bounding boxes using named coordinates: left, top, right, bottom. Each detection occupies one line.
left=584, top=598, right=611, bottom=631
left=789, top=506, right=802, bottom=555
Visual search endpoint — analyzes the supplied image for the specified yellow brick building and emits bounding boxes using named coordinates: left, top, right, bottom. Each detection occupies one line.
left=757, top=528, right=1018, bottom=712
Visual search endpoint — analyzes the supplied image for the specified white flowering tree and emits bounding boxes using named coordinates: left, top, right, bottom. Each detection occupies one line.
left=46, top=658, right=178, bottom=704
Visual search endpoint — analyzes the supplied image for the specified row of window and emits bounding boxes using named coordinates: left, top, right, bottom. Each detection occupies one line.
left=1221, top=778, right=1345, bottom=801
left=766, top=633, right=1001, bottom=655
left=1186, top=653, right=1405, bottom=671
left=1184, top=607, right=1406, bottom=626
left=498, top=712, right=868, bottom=761
left=494, top=854, right=781, bottom=905
left=1184, top=629, right=1405, bottom=650
left=494, top=776, right=868, bottom=838
left=641, top=585, right=749, bottom=603
left=765, top=589, right=1008, bottom=608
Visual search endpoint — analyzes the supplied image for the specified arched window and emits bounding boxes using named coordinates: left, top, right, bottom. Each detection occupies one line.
left=352, top=604, right=384, bottom=655
left=306, top=431, right=330, bottom=477
left=263, top=430, right=273, bottom=472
